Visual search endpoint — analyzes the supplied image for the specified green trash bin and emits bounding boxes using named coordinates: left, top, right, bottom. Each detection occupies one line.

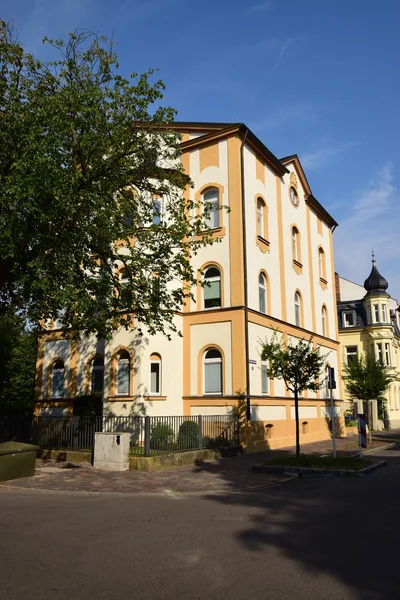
left=0, top=441, right=40, bottom=482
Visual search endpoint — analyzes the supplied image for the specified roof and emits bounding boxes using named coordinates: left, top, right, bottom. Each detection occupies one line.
left=180, top=122, right=289, bottom=177
left=364, top=256, right=389, bottom=296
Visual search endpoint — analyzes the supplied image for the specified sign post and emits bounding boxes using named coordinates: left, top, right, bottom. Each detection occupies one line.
left=358, top=414, right=367, bottom=458
left=328, top=367, right=337, bottom=459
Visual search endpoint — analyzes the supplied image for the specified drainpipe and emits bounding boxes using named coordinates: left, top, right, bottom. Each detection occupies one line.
left=240, top=128, right=251, bottom=421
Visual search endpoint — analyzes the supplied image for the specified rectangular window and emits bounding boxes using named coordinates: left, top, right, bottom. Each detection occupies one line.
left=150, top=362, right=161, bottom=395
left=376, top=343, right=383, bottom=365
left=374, top=304, right=380, bottom=323
left=343, top=311, right=354, bottom=327
left=204, top=363, right=222, bottom=394
left=295, top=303, right=301, bottom=327
left=259, top=287, right=266, bottom=313
left=385, top=343, right=391, bottom=366
left=346, top=346, right=358, bottom=365
left=152, top=199, right=162, bottom=225
left=261, top=362, right=268, bottom=395
left=117, top=360, right=130, bottom=395
left=382, top=304, right=387, bottom=323
left=204, top=280, right=221, bottom=309
left=51, top=372, right=64, bottom=398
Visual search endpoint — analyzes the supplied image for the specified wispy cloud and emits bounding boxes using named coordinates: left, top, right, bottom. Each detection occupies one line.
left=251, top=103, right=319, bottom=132
left=333, top=163, right=400, bottom=300
left=246, top=1, right=272, bottom=14
left=272, top=38, right=292, bottom=71
left=301, top=140, right=359, bottom=170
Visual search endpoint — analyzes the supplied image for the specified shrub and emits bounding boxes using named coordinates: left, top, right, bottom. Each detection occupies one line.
left=176, top=420, right=199, bottom=450
left=150, top=422, right=175, bottom=451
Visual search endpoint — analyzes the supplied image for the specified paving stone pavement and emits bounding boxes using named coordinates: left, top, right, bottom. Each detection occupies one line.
left=0, top=433, right=393, bottom=496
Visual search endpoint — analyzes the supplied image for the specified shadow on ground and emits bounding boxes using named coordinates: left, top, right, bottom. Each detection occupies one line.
left=193, top=444, right=400, bottom=600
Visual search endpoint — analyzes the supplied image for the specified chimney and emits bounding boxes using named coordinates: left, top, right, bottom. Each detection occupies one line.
left=334, top=272, right=341, bottom=303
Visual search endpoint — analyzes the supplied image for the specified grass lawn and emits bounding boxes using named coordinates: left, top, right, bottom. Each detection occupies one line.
left=263, top=454, right=372, bottom=470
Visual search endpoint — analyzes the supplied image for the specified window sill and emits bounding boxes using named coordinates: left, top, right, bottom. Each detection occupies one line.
left=256, top=235, right=270, bottom=254
left=292, top=259, right=303, bottom=275
left=203, top=393, right=223, bottom=397
left=107, top=395, right=134, bottom=402
left=319, top=277, right=328, bottom=290
left=196, top=226, right=226, bottom=240
left=145, top=395, right=167, bottom=401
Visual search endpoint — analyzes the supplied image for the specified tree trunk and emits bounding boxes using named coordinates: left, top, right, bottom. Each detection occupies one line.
left=294, top=388, right=300, bottom=459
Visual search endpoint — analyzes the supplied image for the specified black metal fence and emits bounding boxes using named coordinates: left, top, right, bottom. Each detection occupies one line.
left=0, top=414, right=239, bottom=456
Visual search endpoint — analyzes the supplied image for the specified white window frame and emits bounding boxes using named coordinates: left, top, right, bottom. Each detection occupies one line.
left=203, top=189, right=220, bottom=230
left=261, top=360, right=269, bottom=396
left=376, top=343, right=383, bottom=365
left=257, top=198, right=264, bottom=237
left=385, top=343, right=391, bottom=366
left=292, top=228, right=298, bottom=262
left=374, top=304, right=380, bottom=323
left=318, top=249, right=324, bottom=279
left=203, top=266, right=221, bottom=310
left=149, top=356, right=162, bottom=396
left=322, top=306, right=327, bottom=336
left=382, top=304, right=387, bottom=323
left=294, top=292, right=301, bottom=327
left=342, top=311, right=355, bottom=328
left=346, top=346, right=358, bottom=365
left=259, top=273, right=267, bottom=314
left=203, top=349, right=223, bottom=395
left=117, top=351, right=130, bottom=396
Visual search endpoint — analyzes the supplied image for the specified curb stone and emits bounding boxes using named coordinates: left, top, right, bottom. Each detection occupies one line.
left=250, top=460, right=387, bottom=478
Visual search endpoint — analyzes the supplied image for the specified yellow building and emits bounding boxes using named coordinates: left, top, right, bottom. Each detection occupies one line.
left=336, top=256, right=400, bottom=428
left=35, top=122, right=345, bottom=450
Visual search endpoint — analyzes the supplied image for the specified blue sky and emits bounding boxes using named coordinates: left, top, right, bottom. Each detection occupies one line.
left=4, top=0, right=400, bottom=300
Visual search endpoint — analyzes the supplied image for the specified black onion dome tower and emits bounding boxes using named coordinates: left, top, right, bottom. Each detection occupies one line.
left=364, top=251, right=389, bottom=297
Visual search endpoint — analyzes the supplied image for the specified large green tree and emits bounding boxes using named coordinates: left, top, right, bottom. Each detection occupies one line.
left=261, top=333, right=327, bottom=458
left=342, top=351, right=393, bottom=423
left=0, top=22, right=213, bottom=339
left=0, top=309, right=37, bottom=413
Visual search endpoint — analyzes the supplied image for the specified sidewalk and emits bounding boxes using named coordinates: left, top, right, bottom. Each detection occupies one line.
left=0, top=433, right=397, bottom=496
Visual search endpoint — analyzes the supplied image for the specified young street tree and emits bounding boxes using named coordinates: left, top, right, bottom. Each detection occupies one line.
left=261, top=332, right=327, bottom=458
left=342, top=351, right=393, bottom=427
left=0, top=22, right=214, bottom=339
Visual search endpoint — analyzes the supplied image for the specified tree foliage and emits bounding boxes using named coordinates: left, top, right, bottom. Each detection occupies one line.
left=342, top=352, right=392, bottom=418
left=0, top=309, right=37, bottom=413
left=261, top=332, right=327, bottom=457
left=0, top=22, right=215, bottom=339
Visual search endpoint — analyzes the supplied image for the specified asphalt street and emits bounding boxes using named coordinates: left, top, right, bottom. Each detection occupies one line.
left=1, top=445, right=400, bottom=600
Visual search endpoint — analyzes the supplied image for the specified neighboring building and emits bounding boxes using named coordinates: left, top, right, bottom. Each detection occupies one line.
left=35, top=122, right=344, bottom=450
left=336, top=256, right=400, bottom=428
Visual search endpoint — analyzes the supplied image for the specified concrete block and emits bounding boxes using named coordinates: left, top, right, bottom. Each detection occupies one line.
left=94, top=432, right=130, bottom=471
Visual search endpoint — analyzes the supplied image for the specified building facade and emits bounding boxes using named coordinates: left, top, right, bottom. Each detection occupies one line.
left=35, top=122, right=344, bottom=450
left=336, top=257, right=400, bottom=428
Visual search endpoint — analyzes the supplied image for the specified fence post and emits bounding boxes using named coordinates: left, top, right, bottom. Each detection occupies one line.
left=144, top=416, right=151, bottom=457
left=198, top=415, right=203, bottom=449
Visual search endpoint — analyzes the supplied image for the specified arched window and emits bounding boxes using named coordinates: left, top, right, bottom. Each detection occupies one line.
left=203, top=189, right=220, bottom=229
left=51, top=360, right=65, bottom=398
left=322, top=306, right=327, bottom=337
left=318, top=247, right=326, bottom=280
left=257, top=198, right=265, bottom=238
left=203, top=266, right=221, bottom=309
left=203, top=348, right=223, bottom=395
left=150, top=353, right=162, bottom=395
left=295, top=292, right=301, bottom=327
left=259, top=273, right=267, bottom=314
left=292, top=227, right=299, bottom=262
left=91, top=356, right=104, bottom=396
left=117, top=350, right=130, bottom=395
